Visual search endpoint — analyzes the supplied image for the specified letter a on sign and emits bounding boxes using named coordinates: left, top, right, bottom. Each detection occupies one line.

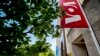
left=60, top=0, right=88, bottom=28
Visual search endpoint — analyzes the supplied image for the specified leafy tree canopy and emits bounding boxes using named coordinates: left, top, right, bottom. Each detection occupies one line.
left=15, top=39, right=54, bottom=56
left=0, top=0, right=61, bottom=55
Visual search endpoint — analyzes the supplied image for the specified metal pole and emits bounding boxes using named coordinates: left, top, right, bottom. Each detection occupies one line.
left=61, top=41, right=64, bottom=56
left=62, top=28, right=68, bottom=56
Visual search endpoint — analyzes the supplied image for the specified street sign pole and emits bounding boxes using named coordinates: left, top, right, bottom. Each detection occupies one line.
left=62, top=28, right=68, bottom=56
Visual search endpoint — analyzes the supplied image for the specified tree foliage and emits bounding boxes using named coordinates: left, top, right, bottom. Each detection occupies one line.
left=15, top=40, right=54, bottom=56
left=0, top=0, right=60, bottom=55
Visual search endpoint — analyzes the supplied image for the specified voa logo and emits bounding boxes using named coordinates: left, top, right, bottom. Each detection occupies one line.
left=63, top=2, right=81, bottom=24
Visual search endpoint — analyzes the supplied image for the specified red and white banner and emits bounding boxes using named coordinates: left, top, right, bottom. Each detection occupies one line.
left=60, top=0, right=88, bottom=28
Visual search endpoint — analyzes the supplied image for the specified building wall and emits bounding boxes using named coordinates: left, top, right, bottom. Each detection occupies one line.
left=66, top=0, right=100, bottom=56
left=82, top=30, right=100, bottom=56
left=82, top=0, right=100, bottom=55
left=83, top=0, right=100, bottom=44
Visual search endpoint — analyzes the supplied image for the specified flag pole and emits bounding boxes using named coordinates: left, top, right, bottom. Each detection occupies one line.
left=77, top=0, right=100, bottom=54
left=61, top=41, right=64, bottom=56
left=62, top=28, right=68, bottom=56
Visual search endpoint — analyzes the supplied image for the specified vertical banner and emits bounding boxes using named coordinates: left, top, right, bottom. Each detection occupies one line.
left=60, top=0, right=88, bottom=28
